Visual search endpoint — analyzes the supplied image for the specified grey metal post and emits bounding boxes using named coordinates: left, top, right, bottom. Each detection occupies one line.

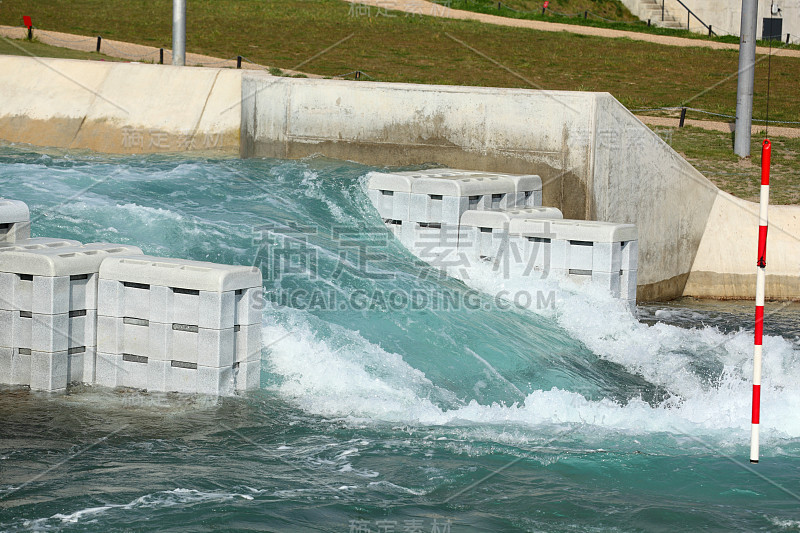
left=172, top=0, right=186, bottom=66
left=734, top=0, right=759, bottom=157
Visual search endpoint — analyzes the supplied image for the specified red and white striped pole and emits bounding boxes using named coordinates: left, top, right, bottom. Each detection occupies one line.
left=750, top=138, right=771, bottom=464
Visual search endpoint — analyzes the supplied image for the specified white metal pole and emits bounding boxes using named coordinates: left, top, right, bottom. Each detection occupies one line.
left=172, top=0, right=186, bottom=66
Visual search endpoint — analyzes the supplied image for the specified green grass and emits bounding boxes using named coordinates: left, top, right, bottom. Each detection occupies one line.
left=0, top=36, right=123, bottom=62
left=663, top=126, right=800, bottom=204
left=0, top=0, right=797, bottom=123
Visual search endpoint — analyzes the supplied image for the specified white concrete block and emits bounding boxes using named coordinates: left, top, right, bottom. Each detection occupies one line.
left=368, top=188, right=411, bottom=221
left=67, top=346, right=96, bottom=384
left=408, top=192, right=469, bottom=226
left=30, top=349, right=68, bottom=391
left=621, top=269, right=638, bottom=302
left=99, top=255, right=262, bottom=292
left=234, top=360, right=261, bottom=391
left=235, top=323, right=262, bottom=363
left=621, top=240, right=639, bottom=272
left=9, top=310, right=96, bottom=353
left=234, top=286, right=263, bottom=326
left=0, top=243, right=142, bottom=314
left=0, top=238, right=81, bottom=250
left=167, top=324, right=235, bottom=368
left=97, top=316, right=235, bottom=368
left=592, top=242, right=623, bottom=273
left=0, top=199, right=30, bottom=244
left=164, top=361, right=234, bottom=396
left=96, top=315, right=155, bottom=358
left=567, top=240, right=594, bottom=272
left=95, top=351, right=122, bottom=389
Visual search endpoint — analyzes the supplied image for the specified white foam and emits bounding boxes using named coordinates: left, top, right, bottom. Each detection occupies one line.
left=263, top=259, right=800, bottom=445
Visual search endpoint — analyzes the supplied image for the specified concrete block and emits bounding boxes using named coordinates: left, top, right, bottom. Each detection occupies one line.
left=97, top=316, right=235, bottom=367
left=164, top=362, right=234, bottom=396
left=99, top=255, right=262, bottom=293
left=368, top=188, right=411, bottom=221
left=566, top=240, right=594, bottom=272
left=30, top=350, right=68, bottom=391
left=17, top=310, right=95, bottom=353
left=0, top=243, right=142, bottom=314
left=621, top=269, right=638, bottom=302
left=234, top=360, right=261, bottom=391
left=67, top=346, right=96, bottom=384
left=235, top=323, right=262, bottom=363
left=167, top=324, right=235, bottom=368
left=147, top=359, right=169, bottom=391
left=95, top=352, right=122, bottom=389
left=590, top=271, right=622, bottom=298
left=0, top=238, right=81, bottom=250
left=234, top=286, right=263, bottom=326
left=409, top=193, right=469, bottom=226
left=592, top=242, right=623, bottom=273
left=621, top=240, right=639, bottom=272
left=0, top=199, right=30, bottom=244
left=97, top=315, right=155, bottom=359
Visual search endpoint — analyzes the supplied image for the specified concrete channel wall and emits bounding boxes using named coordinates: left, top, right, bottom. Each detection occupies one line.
left=0, top=56, right=241, bottom=153
left=1, top=57, right=798, bottom=300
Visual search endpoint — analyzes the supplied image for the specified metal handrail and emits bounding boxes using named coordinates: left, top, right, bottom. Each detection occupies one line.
left=662, top=0, right=716, bottom=35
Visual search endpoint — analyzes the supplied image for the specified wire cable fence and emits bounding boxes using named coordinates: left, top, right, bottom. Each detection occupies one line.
left=630, top=106, right=800, bottom=125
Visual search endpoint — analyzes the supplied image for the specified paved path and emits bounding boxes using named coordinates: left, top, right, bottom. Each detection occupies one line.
left=3, top=24, right=799, bottom=137
left=0, top=25, right=320, bottom=77
left=637, top=115, right=800, bottom=138
left=347, top=0, right=800, bottom=57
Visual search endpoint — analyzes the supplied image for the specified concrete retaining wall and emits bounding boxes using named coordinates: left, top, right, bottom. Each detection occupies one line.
left=685, top=191, right=800, bottom=299
left=241, top=74, right=727, bottom=300
left=2, top=57, right=799, bottom=300
left=0, top=56, right=240, bottom=154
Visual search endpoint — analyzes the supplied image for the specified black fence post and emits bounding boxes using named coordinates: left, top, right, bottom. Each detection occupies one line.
left=647, top=19, right=651, bottom=26
left=708, top=24, right=712, bottom=36
left=96, top=36, right=101, bottom=53
left=788, top=33, right=791, bottom=44
left=237, top=56, right=242, bottom=69
left=679, top=107, right=687, bottom=127
left=159, top=48, right=164, bottom=64
left=584, top=10, right=588, bottom=19
left=355, top=70, right=362, bottom=80
left=661, top=0, right=664, bottom=21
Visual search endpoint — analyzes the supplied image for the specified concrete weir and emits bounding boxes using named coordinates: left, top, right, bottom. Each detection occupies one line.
left=1, top=55, right=798, bottom=301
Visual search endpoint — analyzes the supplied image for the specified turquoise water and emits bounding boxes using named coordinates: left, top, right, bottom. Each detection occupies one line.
left=1, top=145, right=799, bottom=532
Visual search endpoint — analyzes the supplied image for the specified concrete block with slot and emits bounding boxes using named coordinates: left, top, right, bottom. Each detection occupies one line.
left=97, top=316, right=235, bottom=368
left=233, top=360, right=260, bottom=392
left=0, top=237, right=81, bottom=250
left=0, top=242, right=143, bottom=315
left=96, top=256, right=263, bottom=394
left=30, top=349, right=68, bottom=391
left=67, top=346, right=96, bottom=384
left=0, top=309, right=96, bottom=353
left=458, top=207, right=562, bottom=263
left=98, top=256, right=262, bottom=328
left=509, top=218, right=638, bottom=299
left=409, top=173, right=517, bottom=225
left=0, top=198, right=31, bottom=244
left=367, top=171, right=416, bottom=221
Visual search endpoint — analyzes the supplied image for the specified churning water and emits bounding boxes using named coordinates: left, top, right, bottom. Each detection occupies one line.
left=1, top=145, right=799, bottom=532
